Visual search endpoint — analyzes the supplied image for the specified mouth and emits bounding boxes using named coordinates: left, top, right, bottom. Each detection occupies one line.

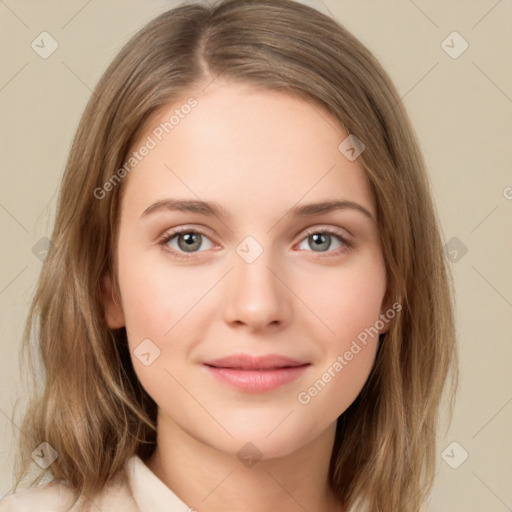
left=202, top=354, right=311, bottom=392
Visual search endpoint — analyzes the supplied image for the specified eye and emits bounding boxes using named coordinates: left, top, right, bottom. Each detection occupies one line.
left=159, top=225, right=355, bottom=261
left=159, top=227, right=215, bottom=260
left=296, top=227, right=354, bottom=256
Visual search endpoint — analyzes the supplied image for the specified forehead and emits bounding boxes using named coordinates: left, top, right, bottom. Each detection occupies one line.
left=120, top=81, right=375, bottom=222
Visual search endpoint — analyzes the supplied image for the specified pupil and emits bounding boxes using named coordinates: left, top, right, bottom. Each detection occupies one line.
left=311, top=233, right=329, bottom=251
left=179, top=232, right=201, bottom=252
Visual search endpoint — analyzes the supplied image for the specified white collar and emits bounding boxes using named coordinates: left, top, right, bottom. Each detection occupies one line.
left=126, top=455, right=193, bottom=511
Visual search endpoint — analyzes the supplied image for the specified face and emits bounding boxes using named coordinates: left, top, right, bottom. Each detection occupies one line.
left=103, top=81, right=389, bottom=459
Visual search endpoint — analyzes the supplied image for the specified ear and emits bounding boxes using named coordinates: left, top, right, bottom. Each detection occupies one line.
left=378, top=313, right=391, bottom=336
left=101, top=272, right=125, bottom=329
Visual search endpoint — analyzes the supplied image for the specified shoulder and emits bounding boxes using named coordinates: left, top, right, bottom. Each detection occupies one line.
left=0, top=481, right=76, bottom=511
left=0, top=472, right=138, bottom=512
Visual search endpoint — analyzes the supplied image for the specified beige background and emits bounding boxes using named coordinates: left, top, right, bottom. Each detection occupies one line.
left=1, top=0, right=511, bottom=510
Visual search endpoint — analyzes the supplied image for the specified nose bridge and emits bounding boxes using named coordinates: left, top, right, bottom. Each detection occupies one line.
left=223, top=236, right=290, bottom=329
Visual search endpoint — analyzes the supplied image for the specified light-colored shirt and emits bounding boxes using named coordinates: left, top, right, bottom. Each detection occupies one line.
left=1, top=456, right=429, bottom=511
left=0, top=455, right=192, bottom=511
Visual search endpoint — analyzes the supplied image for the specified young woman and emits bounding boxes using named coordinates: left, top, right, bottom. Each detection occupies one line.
left=2, top=0, right=458, bottom=510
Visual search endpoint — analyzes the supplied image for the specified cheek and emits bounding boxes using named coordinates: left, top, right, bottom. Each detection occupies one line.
left=116, top=252, right=204, bottom=410
left=301, top=257, right=387, bottom=347
left=117, top=248, right=211, bottom=340
left=117, top=237, right=387, bottom=419
left=116, top=249, right=218, bottom=394
left=295, top=277, right=383, bottom=416
left=293, top=258, right=385, bottom=405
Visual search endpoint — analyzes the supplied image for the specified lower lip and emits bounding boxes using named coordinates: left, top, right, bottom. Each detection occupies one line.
left=203, top=364, right=310, bottom=392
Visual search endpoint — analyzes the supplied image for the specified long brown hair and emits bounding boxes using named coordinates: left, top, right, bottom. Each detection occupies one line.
left=11, top=1, right=458, bottom=510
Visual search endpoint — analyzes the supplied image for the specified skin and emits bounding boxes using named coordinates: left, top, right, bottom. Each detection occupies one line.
left=103, top=80, right=389, bottom=512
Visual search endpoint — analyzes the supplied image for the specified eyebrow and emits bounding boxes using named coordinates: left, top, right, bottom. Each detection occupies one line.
left=140, top=198, right=374, bottom=221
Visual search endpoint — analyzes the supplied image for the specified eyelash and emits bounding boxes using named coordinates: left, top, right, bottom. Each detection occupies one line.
left=158, top=225, right=355, bottom=261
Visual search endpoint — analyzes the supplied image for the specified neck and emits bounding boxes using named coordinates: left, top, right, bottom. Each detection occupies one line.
left=145, top=412, right=344, bottom=512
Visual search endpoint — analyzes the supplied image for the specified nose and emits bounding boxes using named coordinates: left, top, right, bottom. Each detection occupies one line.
left=222, top=247, right=292, bottom=332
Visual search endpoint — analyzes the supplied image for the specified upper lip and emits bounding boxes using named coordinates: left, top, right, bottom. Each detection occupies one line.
left=203, top=354, right=310, bottom=370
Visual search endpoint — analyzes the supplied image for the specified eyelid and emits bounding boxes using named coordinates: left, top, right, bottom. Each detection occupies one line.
left=158, top=223, right=352, bottom=243
left=295, top=225, right=356, bottom=255
left=298, top=225, right=353, bottom=243
left=158, top=223, right=355, bottom=260
left=158, top=224, right=217, bottom=244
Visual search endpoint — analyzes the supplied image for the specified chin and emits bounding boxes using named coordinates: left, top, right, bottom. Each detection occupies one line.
left=192, top=415, right=324, bottom=461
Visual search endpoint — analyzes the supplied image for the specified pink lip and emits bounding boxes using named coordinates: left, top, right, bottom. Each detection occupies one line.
left=203, top=353, right=310, bottom=392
